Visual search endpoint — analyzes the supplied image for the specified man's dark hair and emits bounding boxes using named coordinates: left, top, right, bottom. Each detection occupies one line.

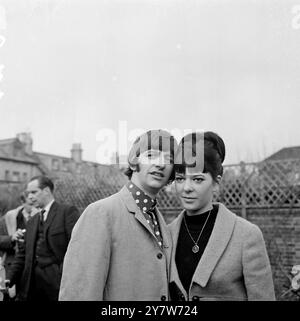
left=124, top=166, right=136, bottom=180
left=29, top=175, right=55, bottom=193
left=20, top=192, right=27, bottom=203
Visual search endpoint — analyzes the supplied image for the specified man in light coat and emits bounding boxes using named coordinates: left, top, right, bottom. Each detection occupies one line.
left=59, top=129, right=178, bottom=300
left=0, top=192, right=38, bottom=300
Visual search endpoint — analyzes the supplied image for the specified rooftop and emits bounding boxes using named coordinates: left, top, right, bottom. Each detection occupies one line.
left=265, top=146, right=300, bottom=161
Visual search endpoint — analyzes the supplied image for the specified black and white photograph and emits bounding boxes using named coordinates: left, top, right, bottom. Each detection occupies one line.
left=0, top=0, right=300, bottom=311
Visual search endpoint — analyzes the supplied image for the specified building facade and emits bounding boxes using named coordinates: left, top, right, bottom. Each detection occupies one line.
left=0, top=132, right=114, bottom=183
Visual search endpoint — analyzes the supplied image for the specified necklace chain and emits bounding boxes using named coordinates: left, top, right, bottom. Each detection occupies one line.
left=183, top=209, right=212, bottom=253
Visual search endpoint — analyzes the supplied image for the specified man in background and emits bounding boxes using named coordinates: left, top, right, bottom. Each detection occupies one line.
left=6, top=175, right=80, bottom=301
left=0, top=192, right=38, bottom=300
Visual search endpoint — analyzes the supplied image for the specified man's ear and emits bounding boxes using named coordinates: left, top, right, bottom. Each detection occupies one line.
left=43, top=186, right=51, bottom=195
left=129, top=164, right=138, bottom=172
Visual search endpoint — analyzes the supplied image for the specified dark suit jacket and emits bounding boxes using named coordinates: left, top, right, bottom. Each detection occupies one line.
left=0, top=216, right=14, bottom=254
left=7, top=201, right=80, bottom=300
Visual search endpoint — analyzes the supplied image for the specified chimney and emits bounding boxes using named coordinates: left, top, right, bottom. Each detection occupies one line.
left=71, top=143, right=82, bottom=163
left=17, top=132, right=33, bottom=155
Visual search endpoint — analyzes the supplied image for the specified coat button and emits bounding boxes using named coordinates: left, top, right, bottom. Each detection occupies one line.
left=157, top=253, right=163, bottom=259
left=192, top=295, right=200, bottom=301
left=161, top=295, right=167, bottom=301
left=179, top=294, right=185, bottom=301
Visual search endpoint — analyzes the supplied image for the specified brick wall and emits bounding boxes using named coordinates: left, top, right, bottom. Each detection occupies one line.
left=161, top=206, right=300, bottom=301
left=242, top=207, right=300, bottom=300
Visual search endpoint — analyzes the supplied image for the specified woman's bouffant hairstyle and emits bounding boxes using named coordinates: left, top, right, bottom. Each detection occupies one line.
left=174, top=131, right=226, bottom=182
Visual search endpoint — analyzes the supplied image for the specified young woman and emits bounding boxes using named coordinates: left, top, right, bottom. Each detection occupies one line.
left=169, top=131, right=275, bottom=301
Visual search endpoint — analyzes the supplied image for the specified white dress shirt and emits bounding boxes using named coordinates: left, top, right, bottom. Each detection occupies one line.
left=41, top=199, right=55, bottom=221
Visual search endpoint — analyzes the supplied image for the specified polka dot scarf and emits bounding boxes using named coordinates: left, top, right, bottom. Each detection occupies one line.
left=127, top=181, right=164, bottom=249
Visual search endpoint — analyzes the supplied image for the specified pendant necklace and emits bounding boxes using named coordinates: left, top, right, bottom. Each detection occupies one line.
left=183, top=209, right=212, bottom=254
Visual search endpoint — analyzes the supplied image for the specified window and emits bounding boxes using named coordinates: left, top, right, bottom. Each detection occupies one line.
left=5, top=170, right=10, bottom=181
left=62, top=159, right=69, bottom=171
left=12, top=171, right=20, bottom=182
left=52, top=159, right=59, bottom=170
left=23, top=172, right=28, bottom=182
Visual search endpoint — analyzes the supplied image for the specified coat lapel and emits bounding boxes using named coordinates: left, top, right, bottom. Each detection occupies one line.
left=119, top=186, right=161, bottom=239
left=43, top=201, right=58, bottom=235
left=169, top=211, right=187, bottom=296
left=26, top=214, right=40, bottom=254
left=192, top=203, right=237, bottom=287
left=155, top=208, right=170, bottom=250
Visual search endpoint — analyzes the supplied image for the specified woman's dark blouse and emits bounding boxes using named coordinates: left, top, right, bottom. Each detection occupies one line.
left=175, top=204, right=218, bottom=292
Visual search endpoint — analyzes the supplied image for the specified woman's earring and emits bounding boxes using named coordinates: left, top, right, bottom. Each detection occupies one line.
left=213, top=182, right=220, bottom=199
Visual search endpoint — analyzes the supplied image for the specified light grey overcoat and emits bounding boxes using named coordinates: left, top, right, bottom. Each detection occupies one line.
left=59, top=186, right=172, bottom=301
left=169, top=203, right=276, bottom=301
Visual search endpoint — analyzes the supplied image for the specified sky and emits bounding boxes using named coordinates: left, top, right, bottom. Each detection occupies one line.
left=0, top=0, right=299, bottom=165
